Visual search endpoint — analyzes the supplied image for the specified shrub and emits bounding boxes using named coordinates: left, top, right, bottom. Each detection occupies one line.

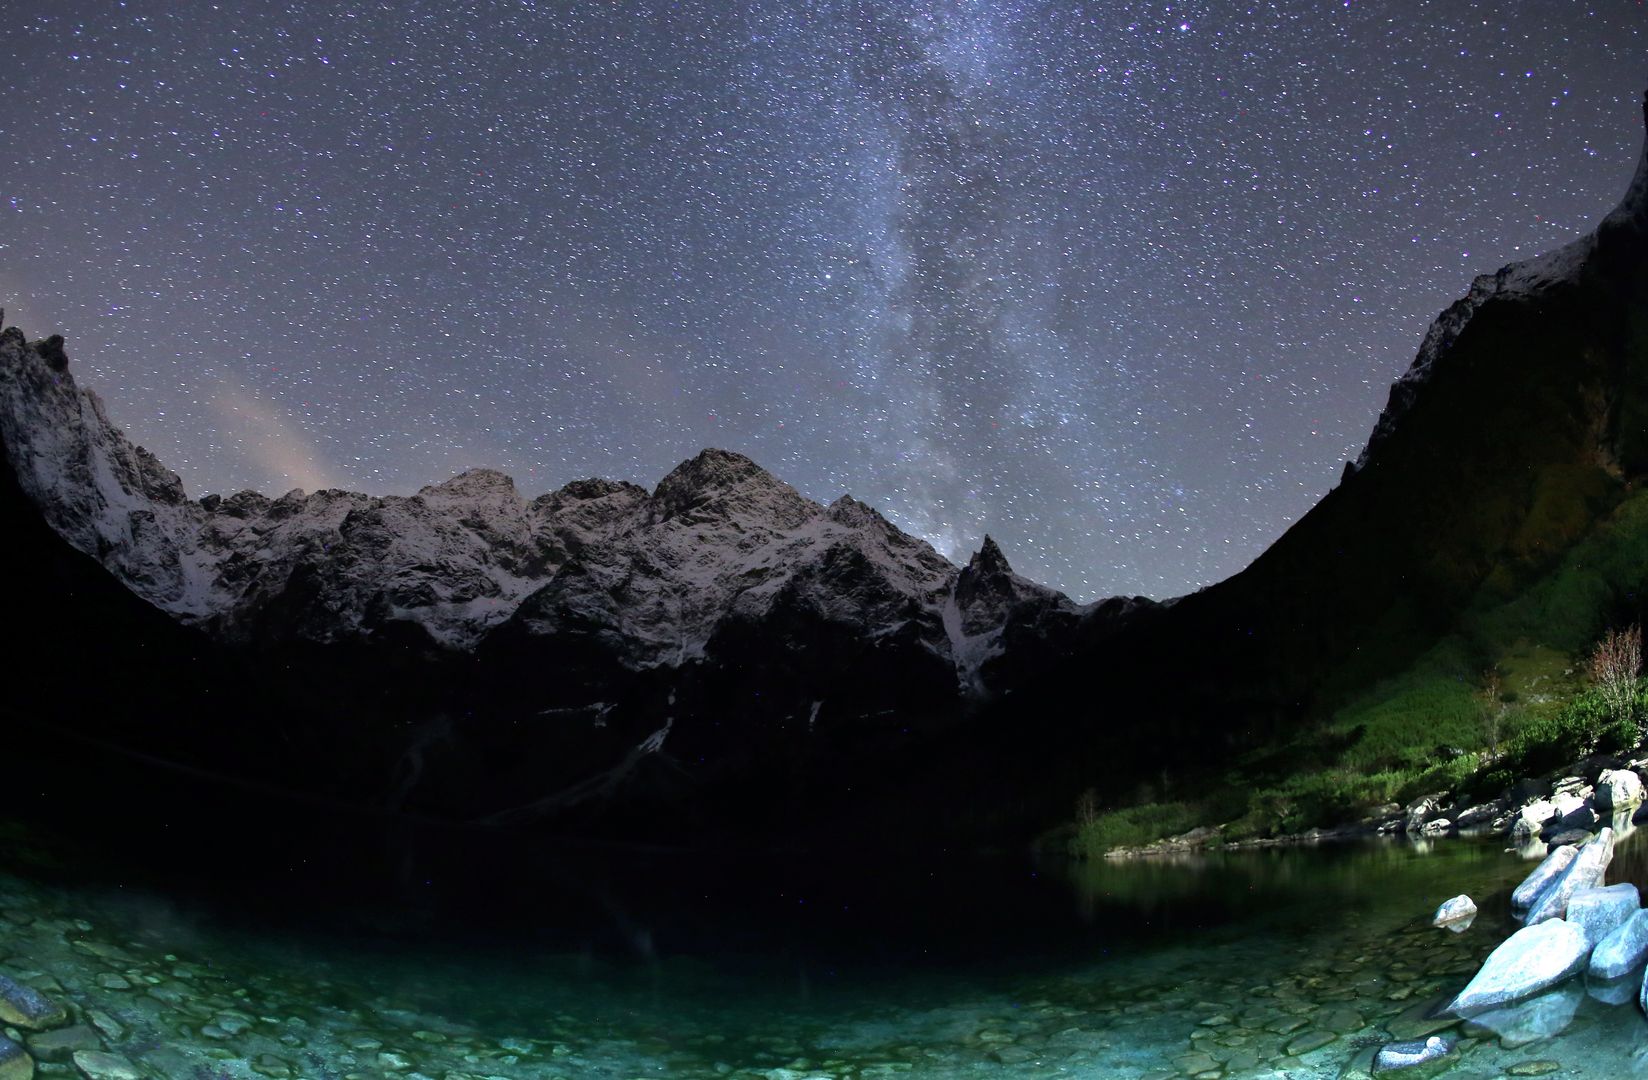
left=1501, top=698, right=1605, bottom=776
left=1588, top=624, right=1644, bottom=743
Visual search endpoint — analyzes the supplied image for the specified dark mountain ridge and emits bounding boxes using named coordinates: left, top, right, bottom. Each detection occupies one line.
left=936, top=88, right=1648, bottom=839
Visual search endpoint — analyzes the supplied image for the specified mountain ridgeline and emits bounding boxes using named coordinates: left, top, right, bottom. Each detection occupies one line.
left=3, top=92, right=1646, bottom=846
left=940, top=88, right=1648, bottom=838
left=0, top=328, right=1097, bottom=836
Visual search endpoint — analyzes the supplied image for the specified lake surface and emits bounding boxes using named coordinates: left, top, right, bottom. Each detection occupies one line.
left=7, top=801, right=1648, bottom=1079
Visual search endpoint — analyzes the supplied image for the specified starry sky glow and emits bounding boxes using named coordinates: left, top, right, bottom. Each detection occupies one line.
left=3, top=1, right=1644, bottom=599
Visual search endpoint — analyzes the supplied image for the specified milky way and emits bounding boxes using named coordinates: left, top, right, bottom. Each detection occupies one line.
left=3, top=2, right=1643, bottom=599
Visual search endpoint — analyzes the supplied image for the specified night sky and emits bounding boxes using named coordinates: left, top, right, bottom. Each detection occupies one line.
left=3, top=3, right=1643, bottom=600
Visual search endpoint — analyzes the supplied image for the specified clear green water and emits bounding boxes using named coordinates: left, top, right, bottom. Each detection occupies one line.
left=7, top=820, right=1648, bottom=1079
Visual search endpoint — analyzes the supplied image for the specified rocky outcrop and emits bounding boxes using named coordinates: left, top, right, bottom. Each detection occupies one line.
left=1403, top=792, right=1450, bottom=835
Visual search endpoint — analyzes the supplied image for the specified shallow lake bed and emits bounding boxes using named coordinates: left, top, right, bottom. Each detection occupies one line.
left=6, top=816, right=1648, bottom=1078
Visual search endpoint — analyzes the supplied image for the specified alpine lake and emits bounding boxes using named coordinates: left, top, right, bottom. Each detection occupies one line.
left=4, top=779, right=1648, bottom=1080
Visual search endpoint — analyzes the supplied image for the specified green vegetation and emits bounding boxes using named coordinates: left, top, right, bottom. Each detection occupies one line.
left=1065, top=488, right=1648, bottom=858
left=1066, top=801, right=1204, bottom=859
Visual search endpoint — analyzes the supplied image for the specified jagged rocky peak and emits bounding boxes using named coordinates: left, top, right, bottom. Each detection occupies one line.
left=966, top=535, right=1012, bottom=576
left=418, top=467, right=519, bottom=500
left=954, top=534, right=1048, bottom=623
left=825, top=494, right=909, bottom=540
left=654, top=447, right=770, bottom=498
left=530, top=476, right=649, bottom=523
left=549, top=476, right=644, bottom=502
left=650, top=447, right=814, bottom=525
left=415, top=467, right=529, bottom=527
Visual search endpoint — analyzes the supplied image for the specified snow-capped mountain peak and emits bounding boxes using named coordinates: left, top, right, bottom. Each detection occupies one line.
left=0, top=330, right=1080, bottom=692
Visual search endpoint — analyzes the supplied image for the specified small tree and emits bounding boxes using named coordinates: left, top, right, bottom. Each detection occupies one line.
left=1075, top=787, right=1099, bottom=828
left=1480, top=668, right=1506, bottom=760
left=1588, top=624, right=1644, bottom=745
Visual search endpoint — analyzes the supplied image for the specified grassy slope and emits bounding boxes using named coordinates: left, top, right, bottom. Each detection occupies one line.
left=1066, top=484, right=1648, bottom=857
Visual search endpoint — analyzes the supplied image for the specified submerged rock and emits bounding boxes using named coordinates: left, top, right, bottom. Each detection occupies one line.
left=1430, top=894, right=1476, bottom=928
left=1566, top=882, right=1640, bottom=947
left=1590, top=909, right=1648, bottom=978
left=70, top=1051, right=143, bottom=1080
left=1384, top=997, right=1462, bottom=1041
left=1448, top=920, right=1590, bottom=1017
left=1586, top=968, right=1642, bottom=1005
left=1526, top=829, right=1615, bottom=925
left=1460, top=982, right=1582, bottom=1047
left=1512, top=845, right=1579, bottom=913
left=1373, top=1035, right=1453, bottom=1072
left=0, top=974, right=65, bottom=1030
left=0, top=1036, right=31, bottom=1080
left=23, top=1024, right=100, bottom=1064
left=1284, top=1029, right=1336, bottom=1055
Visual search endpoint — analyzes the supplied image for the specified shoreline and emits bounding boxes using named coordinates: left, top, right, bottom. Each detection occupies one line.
left=1096, top=756, right=1648, bottom=860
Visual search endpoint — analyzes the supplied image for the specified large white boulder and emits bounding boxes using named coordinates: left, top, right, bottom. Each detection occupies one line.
left=1589, top=909, right=1648, bottom=979
left=1431, top=894, right=1477, bottom=928
left=1566, top=883, right=1640, bottom=948
left=1510, top=799, right=1557, bottom=843
left=1527, top=829, right=1615, bottom=925
left=1596, top=768, right=1645, bottom=812
left=1511, top=844, right=1578, bottom=913
left=1448, top=919, right=1590, bottom=1017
